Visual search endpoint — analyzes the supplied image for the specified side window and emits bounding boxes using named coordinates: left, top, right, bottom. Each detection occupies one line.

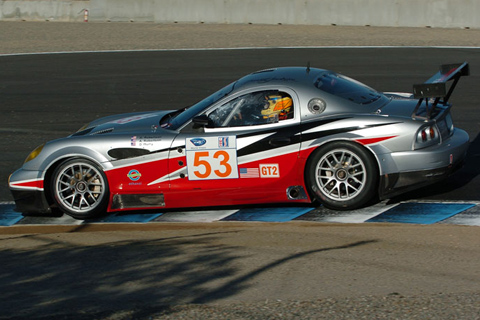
left=208, top=95, right=244, bottom=127
left=208, top=90, right=294, bottom=127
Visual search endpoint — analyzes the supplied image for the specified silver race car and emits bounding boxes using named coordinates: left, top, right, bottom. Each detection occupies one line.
left=9, top=62, right=470, bottom=219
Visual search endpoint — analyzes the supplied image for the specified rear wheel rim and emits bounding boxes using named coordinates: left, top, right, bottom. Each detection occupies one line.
left=54, top=162, right=106, bottom=214
left=315, top=148, right=367, bottom=202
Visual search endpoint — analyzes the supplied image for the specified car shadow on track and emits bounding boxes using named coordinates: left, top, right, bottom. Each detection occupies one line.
left=0, top=232, right=376, bottom=319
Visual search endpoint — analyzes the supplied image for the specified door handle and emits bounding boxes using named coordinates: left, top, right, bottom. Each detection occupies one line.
left=269, top=137, right=291, bottom=147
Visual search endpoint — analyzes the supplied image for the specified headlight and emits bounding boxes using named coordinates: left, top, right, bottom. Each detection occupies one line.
left=414, top=124, right=440, bottom=149
left=24, top=144, right=45, bottom=163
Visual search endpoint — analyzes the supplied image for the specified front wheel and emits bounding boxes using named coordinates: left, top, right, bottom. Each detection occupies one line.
left=306, top=142, right=378, bottom=210
left=51, top=158, right=109, bottom=219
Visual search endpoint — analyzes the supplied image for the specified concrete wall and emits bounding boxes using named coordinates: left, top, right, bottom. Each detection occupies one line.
left=1, top=0, right=478, bottom=29
left=0, top=0, right=89, bottom=22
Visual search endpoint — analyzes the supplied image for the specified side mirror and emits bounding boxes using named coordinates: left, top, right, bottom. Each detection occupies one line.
left=192, top=114, right=214, bottom=128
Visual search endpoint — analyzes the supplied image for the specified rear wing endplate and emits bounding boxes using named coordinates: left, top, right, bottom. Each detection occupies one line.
left=411, top=62, right=469, bottom=120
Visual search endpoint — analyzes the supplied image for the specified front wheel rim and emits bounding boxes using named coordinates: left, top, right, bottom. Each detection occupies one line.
left=315, top=148, right=367, bottom=201
left=54, top=162, right=106, bottom=214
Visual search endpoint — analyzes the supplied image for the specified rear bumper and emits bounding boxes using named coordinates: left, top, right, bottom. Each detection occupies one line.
left=379, top=128, right=469, bottom=199
left=379, top=158, right=465, bottom=199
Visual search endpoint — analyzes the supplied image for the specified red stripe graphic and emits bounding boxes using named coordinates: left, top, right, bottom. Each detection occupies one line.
left=10, top=179, right=44, bottom=190
left=355, top=136, right=397, bottom=145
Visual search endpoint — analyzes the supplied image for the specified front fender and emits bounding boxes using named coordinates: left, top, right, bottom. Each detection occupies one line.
left=23, top=144, right=112, bottom=174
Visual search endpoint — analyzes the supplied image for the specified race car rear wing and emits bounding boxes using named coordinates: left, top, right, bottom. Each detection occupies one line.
left=411, top=62, right=469, bottom=120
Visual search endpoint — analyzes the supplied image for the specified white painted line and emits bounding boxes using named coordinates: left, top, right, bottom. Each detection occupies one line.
left=317, top=202, right=399, bottom=224
left=439, top=201, right=480, bottom=226
left=21, top=215, right=84, bottom=226
left=1, top=46, right=480, bottom=57
left=154, top=209, right=239, bottom=222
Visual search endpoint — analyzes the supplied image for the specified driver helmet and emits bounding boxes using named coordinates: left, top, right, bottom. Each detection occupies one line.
left=260, top=94, right=293, bottom=121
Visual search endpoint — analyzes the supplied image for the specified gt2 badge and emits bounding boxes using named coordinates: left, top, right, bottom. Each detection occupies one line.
left=260, top=164, right=280, bottom=178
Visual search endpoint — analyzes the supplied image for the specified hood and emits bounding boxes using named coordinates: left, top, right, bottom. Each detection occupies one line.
left=71, top=110, right=174, bottom=136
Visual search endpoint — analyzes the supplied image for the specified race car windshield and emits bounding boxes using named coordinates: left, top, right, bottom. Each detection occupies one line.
left=167, top=82, right=236, bottom=130
left=315, top=73, right=382, bottom=105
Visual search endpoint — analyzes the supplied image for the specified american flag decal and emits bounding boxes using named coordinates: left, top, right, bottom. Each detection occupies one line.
left=218, top=136, right=229, bottom=148
left=240, top=168, right=260, bottom=178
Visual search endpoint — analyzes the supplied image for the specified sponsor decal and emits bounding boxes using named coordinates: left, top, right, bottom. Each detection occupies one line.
left=127, top=169, right=142, bottom=181
left=260, top=164, right=280, bottom=178
left=239, top=168, right=260, bottom=178
left=218, top=136, right=229, bottom=148
left=190, top=138, right=207, bottom=147
left=131, top=136, right=137, bottom=146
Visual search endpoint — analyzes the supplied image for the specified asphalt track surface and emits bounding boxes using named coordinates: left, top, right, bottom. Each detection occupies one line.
left=1, top=47, right=480, bottom=203
left=1, top=25, right=480, bottom=319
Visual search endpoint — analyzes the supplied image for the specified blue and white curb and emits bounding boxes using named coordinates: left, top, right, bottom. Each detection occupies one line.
left=1, top=201, right=480, bottom=227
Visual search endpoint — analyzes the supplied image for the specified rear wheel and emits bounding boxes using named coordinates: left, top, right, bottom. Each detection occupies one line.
left=51, top=158, right=109, bottom=219
left=306, top=142, right=378, bottom=210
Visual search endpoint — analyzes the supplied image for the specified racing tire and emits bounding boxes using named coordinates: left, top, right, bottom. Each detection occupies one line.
left=51, top=158, right=109, bottom=219
left=306, top=142, right=378, bottom=210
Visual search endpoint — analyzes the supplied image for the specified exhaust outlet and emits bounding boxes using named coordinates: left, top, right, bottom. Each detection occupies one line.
left=286, top=186, right=307, bottom=200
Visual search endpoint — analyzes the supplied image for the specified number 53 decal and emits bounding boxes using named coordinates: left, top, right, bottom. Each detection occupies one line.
left=185, top=136, right=239, bottom=180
